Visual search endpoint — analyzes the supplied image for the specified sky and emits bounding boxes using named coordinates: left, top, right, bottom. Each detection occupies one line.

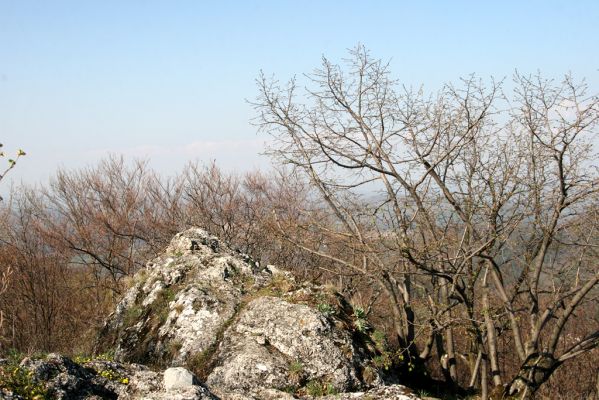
left=1, top=1, right=598, bottom=190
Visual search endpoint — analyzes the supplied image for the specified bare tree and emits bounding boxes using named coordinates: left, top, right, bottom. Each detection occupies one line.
left=0, top=144, right=25, bottom=345
left=35, top=156, right=180, bottom=295
left=183, top=162, right=320, bottom=272
left=254, top=46, right=599, bottom=398
left=0, top=191, right=79, bottom=352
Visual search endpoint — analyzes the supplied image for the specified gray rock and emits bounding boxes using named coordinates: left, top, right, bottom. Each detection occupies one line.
left=0, top=355, right=419, bottom=399
left=164, top=367, right=197, bottom=391
left=0, top=353, right=217, bottom=400
left=96, top=228, right=277, bottom=367
left=206, top=296, right=366, bottom=397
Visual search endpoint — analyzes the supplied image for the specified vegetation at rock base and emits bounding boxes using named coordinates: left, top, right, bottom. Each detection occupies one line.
left=0, top=366, right=48, bottom=400
left=316, top=302, right=336, bottom=318
left=288, top=359, right=305, bottom=385
left=0, top=352, right=137, bottom=400
left=303, top=379, right=339, bottom=397
left=96, top=367, right=129, bottom=385
left=0, top=353, right=48, bottom=400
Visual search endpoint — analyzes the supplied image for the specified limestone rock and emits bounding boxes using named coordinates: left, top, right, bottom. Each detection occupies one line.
left=164, top=367, right=197, bottom=391
left=206, top=296, right=366, bottom=398
left=0, top=353, right=217, bottom=400
left=96, top=228, right=278, bottom=367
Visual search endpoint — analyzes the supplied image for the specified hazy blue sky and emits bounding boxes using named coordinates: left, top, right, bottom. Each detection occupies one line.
left=1, top=1, right=598, bottom=188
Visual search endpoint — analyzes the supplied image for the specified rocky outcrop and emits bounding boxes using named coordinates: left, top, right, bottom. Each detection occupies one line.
left=2, top=228, right=421, bottom=399
left=0, top=353, right=216, bottom=400
left=0, top=354, right=418, bottom=400
left=96, top=228, right=271, bottom=367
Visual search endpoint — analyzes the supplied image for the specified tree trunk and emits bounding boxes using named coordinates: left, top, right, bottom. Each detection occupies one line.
left=440, top=280, right=457, bottom=383
left=505, top=353, right=560, bottom=399
left=481, top=353, right=489, bottom=400
left=378, top=274, right=409, bottom=349
left=483, top=267, right=502, bottom=387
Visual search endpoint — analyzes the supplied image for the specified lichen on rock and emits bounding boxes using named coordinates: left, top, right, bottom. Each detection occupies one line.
left=0, top=353, right=216, bottom=400
left=95, top=228, right=273, bottom=369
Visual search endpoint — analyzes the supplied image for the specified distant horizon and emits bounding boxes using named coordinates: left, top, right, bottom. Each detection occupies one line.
left=2, top=1, right=598, bottom=193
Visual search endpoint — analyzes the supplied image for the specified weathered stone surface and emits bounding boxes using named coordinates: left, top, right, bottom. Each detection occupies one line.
left=0, top=353, right=217, bottom=400
left=96, top=228, right=277, bottom=367
left=164, top=367, right=197, bottom=391
left=206, top=296, right=367, bottom=398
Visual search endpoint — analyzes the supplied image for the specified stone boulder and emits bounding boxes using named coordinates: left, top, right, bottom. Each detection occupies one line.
left=164, top=367, right=199, bottom=391
left=96, top=228, right=274, bottom=367
left=206, top=295, right=373, bottom=398
left=0, top=353, right=216, bottom=400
